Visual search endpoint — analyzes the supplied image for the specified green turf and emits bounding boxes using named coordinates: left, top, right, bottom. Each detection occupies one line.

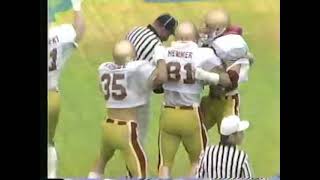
left=53, top=0, right=279, bottom=178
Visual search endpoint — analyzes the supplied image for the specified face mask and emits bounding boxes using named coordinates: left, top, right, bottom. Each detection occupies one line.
left=198, top=33, right=209, bottom=46
left=209, top=27, right=226, bottom=40
left=198, top=27, right=227, bottom=47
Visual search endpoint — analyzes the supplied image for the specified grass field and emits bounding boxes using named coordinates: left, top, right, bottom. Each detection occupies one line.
left=52, top=0, right=280, bottom=178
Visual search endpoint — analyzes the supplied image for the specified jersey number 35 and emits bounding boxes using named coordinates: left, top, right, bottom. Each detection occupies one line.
left=101, top=73, right=127, bottom=101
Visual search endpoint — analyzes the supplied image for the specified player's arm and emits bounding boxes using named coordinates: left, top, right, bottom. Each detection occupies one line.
left=151, top=45, right=168, bottom=92
left=195, top=67, right=231, bottom=88
left=71, top=0, right=85, bottom=43
left=150, top=59, right=168, bottom=89
left=194, top=50, right=232, bottom=88
left=247, top=51, right=255, bottom=66
left=223, top=60, right=241, bottom=90
left=224, top=58, right=251, bottom=91
left=97, top=63, right=107, bottom=95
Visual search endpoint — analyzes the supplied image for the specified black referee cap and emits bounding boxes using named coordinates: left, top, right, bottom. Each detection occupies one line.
left=156, top=14, right=178, bottom=34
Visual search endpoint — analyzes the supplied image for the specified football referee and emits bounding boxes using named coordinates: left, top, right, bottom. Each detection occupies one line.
left=126, top=13, right=177, bottom=61
left=125, top=14, right=178, bottom=145
left=196, top=115, right=253, bottom=179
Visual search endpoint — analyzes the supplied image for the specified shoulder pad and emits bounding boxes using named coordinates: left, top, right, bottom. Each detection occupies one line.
left=213, top=34, right=248, bottom=61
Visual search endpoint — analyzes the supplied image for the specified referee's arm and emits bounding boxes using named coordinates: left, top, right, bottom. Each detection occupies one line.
left=241, top=154, right=253, bottom=178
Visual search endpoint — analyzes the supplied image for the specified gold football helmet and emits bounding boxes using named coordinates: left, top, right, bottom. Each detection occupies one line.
left=112, top=40, right=136, bottom=64
left=204, top=9, right=230, bottom=39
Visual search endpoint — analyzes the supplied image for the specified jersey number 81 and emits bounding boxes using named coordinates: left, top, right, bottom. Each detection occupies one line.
left=101, top=73, right=127, bottom=100
left=167, top=62, right=195, bottom=84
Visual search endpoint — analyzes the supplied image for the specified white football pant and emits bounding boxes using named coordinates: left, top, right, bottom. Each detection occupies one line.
left=136, top=101, right=150, bottom=147
left=48, top=145, right=58, bottom=178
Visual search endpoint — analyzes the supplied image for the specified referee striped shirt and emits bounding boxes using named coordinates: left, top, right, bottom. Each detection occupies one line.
left=126, top=25, right=162, bottom=61
left=196, top=143, right=253, bottom=179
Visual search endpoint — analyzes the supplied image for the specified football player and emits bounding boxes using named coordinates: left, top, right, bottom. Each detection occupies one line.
left=47, top=0, right=85, bottom=178
left=198, top=9, right=254, bottom=133
left=154, top=21, right=232, bottom=178
left=88, top=40, right=167, bottom=179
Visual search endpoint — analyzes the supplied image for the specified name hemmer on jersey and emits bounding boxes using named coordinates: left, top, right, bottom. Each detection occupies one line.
left=168, top=50, right=193, bottom=59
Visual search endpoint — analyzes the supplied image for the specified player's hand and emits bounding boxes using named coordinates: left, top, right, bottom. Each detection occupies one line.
left=71, top=0, right=83, bottom=11
left=209, top=85, right=226, bottom=98
left=218, top=72, right=232, bottom=88
left=153, top=84, right=164, bottom=94
left=247, top=51, right=255, bottom=66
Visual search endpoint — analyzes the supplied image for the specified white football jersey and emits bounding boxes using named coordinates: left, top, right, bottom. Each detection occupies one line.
left=48, top=24, right=77, bottom=91
left=212, top=34, right=248, bottom=61
left=211, top=34, right=250, bottom=83
left=98, top=61, right=155, bottom=108
left=153, top=41, right=222, bottom=106
left=210, top=34, right=251, bottom=96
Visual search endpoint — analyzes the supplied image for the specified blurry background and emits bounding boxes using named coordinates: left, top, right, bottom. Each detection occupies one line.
left=49, top=0, right=280, bottom=178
